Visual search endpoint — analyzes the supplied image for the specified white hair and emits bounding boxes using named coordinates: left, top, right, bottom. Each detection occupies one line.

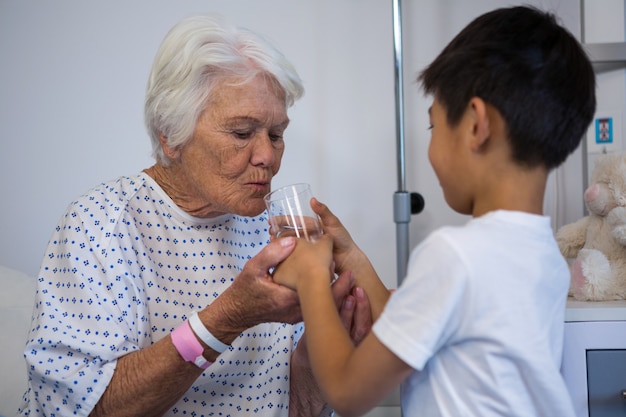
left=144, top=13, right=304, bottom=164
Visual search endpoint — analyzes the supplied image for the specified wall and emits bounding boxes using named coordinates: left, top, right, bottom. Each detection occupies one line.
left=0, top=0, right=591, bottom=291
left=2, top=1, right=621, bottom=416
left=583, top=0, right=626, bottom=186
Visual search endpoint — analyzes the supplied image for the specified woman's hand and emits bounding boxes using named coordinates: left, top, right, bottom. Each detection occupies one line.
left=339, top=281, right=372, bottom=345
left=195, top=236, right=304, bottom=350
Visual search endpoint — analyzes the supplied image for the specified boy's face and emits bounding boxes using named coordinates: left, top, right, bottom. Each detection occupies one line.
left=427, top=97, right=473, bottom=215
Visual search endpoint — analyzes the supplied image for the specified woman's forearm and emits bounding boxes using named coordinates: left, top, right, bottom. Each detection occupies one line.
left=89, top=335, right=204, bottom=417
left=90, top=297, right=249, bottom=417
left=288, top=341, right=328, bottom=417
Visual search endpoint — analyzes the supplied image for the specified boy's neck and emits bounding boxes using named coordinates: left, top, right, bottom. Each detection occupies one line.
left=471, top=165, right=547, bottom=218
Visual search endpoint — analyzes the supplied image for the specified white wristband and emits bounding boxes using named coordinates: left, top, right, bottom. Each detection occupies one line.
left=189, top=311, right=229, bottom=353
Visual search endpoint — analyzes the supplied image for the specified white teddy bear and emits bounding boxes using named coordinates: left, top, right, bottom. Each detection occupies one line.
left=556, top=152, right=626, bottom=301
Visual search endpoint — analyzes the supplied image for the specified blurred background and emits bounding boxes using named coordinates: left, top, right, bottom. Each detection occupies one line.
left=2, top=1, right=625, bottom=416
left=0, top=0, right=622, bottom=291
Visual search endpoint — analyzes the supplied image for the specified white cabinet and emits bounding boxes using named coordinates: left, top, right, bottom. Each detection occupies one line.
left=562, top=299, right=626, bottom=417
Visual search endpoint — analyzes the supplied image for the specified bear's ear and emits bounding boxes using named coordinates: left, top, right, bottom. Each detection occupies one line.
left=612, top=155, right=626, bottom=201
left=592, top=153, right=619, bottom=184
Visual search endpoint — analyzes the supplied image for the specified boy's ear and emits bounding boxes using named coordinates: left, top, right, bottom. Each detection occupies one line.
left=467, top=97, right=490, bottom=152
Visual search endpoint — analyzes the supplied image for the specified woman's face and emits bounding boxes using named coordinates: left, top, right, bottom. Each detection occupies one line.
left=165, top=74, right=289, bottom=218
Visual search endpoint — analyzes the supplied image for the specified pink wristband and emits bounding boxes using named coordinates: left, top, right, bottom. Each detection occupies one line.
left=171, top=321, right=211, bottom=369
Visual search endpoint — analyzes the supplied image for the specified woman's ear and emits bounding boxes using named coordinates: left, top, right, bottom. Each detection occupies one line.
left=467, top=97, right=490, bottom=152
left=160, top=134, right=180, bottom=159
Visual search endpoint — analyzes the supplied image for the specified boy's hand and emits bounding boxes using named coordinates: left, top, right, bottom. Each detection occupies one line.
left=311, top=198, right=366, bottom=274
left=272, top=235, right=335, bottom=291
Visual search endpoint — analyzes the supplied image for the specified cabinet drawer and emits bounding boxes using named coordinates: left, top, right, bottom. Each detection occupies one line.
left=587, top=349, right=626, bottom=416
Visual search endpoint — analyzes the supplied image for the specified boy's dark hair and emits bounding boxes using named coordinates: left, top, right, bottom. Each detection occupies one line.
left=419, top=6, right=596, bottom=169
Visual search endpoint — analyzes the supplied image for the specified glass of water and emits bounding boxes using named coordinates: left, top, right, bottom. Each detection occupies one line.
left=264, top=183, right=323, bottom=242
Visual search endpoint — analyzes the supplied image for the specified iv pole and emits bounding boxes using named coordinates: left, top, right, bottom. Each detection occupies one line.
left=392, top=0, right=424, bottom=287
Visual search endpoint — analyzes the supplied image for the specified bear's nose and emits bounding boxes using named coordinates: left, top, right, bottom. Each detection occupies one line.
left=584, top=183, right=617, bottom=215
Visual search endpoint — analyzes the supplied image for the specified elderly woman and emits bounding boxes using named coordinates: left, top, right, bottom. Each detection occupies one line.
left=19, top=14, right=370, bottom=417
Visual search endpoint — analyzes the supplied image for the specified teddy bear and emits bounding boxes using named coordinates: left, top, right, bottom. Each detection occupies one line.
left=556, top=152, right=626, bottom=301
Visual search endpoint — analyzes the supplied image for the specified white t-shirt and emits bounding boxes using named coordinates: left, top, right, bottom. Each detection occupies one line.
left=374, top=210, right=575, bottom=417
left=19, top=173, right=305, bottom=417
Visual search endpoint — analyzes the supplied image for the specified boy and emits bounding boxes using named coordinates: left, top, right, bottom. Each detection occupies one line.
left=273, top=5, right=595, bottom=417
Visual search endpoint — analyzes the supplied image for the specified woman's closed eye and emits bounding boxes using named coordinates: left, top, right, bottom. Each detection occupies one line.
left=268, top=131, right=284, bottom=142
left=231, top=129, right=283, bottom=143
left=232, top=130, right=255, bottom=139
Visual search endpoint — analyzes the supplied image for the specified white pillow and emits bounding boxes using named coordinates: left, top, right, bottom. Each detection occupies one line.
left=0, top=265, right=36, bottom=417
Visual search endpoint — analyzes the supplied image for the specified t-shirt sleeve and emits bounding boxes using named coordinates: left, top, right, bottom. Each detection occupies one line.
left=373, top=231, right=469, bottom=371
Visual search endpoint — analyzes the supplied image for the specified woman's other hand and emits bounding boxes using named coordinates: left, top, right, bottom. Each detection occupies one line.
left=199, top=236, right=303, bottom=345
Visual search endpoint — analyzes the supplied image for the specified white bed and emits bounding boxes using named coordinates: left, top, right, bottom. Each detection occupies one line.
left=0, top=265, right=36, bottom=417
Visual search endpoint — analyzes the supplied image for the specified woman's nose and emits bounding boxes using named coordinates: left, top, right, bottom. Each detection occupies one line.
left=250, top=133, right=278, bottom=167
